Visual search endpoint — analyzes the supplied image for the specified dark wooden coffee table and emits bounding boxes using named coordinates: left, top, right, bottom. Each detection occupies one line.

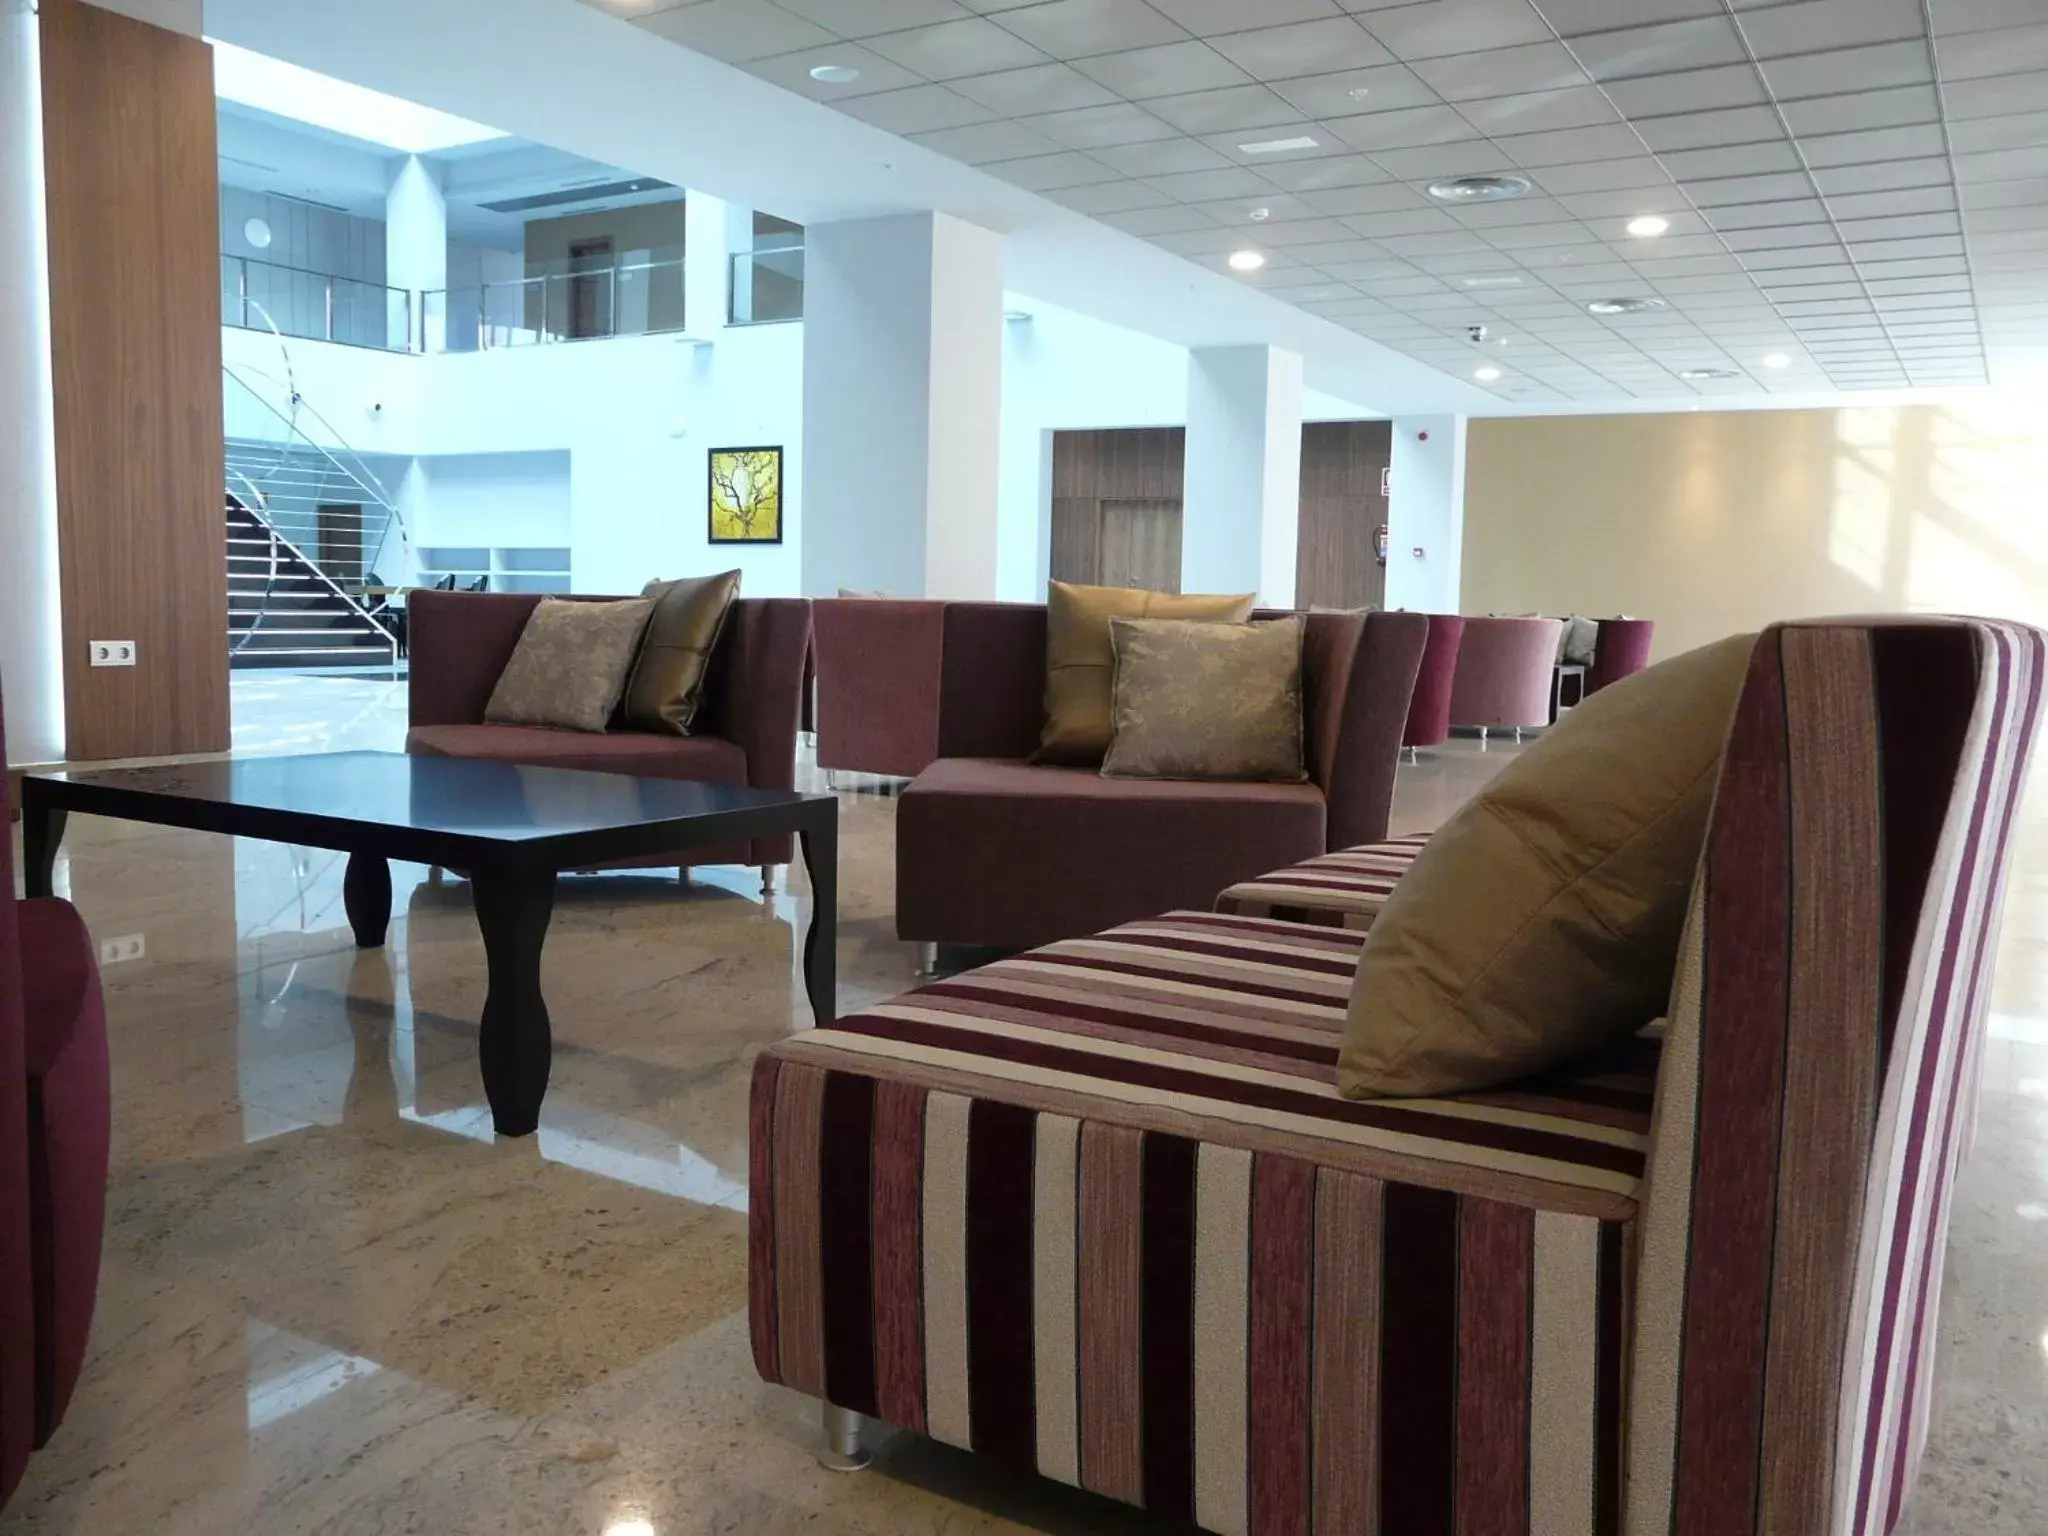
left=19, top=750, right=838, bottom=1137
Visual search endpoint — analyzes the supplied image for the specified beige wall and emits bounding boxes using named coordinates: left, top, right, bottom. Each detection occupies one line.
left=1462, top=402, right=2048, bottom=660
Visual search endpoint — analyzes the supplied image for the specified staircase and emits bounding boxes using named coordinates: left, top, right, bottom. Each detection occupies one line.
left=226, top=492, right=396, bottom=670
left=223, top=364, right=404, bottom=673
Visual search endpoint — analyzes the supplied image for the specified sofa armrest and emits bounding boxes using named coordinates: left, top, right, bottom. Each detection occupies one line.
left=406, top=591, right=544, bottom=727
left=812, top=599, right=948, bottom=777
left=934, top=601, right=1048, bottom=760
left=1308, top=609, right=1427, bottom=851
left=697, top=598, right=813, bottom=793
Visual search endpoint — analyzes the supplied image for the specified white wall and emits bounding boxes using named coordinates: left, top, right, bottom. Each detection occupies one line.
left=995, top=298, right=1191, bottom=601
left=1385, top=415, right=1466, bottom=613
left=412, top=451, right=569, bottom=552
left=422, top=327, right=803, bottom=596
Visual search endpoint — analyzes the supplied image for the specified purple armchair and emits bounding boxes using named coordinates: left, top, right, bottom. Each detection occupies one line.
left=896, top=607, right=1428, bottom=951
left=405, top=591, right=813, bottom=876
left=0, top=691, right=110, bottom=1509
left=1402, top=613, right=1467, bottom=755
left=1448, top=617, right=1564, bottom=739
left=1587, top=617, right=1655, bottom=694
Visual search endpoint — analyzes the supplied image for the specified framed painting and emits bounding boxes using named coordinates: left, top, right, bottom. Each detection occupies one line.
left=708, top=445, right=783, bottom=544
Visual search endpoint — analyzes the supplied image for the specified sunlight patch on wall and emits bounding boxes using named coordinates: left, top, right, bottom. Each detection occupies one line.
left=1829, top=408, right=1898, bottom=596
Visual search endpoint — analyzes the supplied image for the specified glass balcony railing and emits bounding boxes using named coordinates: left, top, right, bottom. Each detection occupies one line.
left=728, top=244, right=804, bottom=325
left=221, top=254, right=412, bottom=353
left=423, top=258, right=687, bottom=353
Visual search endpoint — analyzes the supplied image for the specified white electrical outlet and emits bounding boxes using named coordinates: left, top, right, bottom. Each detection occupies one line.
left=98, top=934, right=145, bottom=964
left=88, top=640, right=137, bottom=667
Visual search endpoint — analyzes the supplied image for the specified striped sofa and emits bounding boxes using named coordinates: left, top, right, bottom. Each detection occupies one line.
left=1213, top=833, right=1432, bottom=930
left=749, top=617, right=2044, bottom=1536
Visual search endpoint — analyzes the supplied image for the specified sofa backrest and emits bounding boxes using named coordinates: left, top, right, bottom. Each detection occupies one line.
left=811, top=598, right=950, bottom=777
left=0, top=691, right=37, bottom=1504
left=1628, top=618, right=2045, bottom=1536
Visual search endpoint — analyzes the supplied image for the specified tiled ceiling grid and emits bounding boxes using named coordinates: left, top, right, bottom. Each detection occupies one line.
left=585, top=0, right=2048, bottom=405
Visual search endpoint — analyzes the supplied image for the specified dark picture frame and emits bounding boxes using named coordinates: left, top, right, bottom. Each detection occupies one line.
left=707, top=445, right=784, bottom=545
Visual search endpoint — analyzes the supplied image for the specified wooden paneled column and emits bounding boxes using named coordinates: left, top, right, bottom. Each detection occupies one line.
left=40, top=0, right=227, bottom=760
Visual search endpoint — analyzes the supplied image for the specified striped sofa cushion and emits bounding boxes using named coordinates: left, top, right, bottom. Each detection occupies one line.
left=753, top=910, right=1658, bottom=1534
left=1213, top=834, right=1431, bottom=929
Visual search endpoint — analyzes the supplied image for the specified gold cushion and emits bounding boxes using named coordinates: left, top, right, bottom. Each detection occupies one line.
left=485, top=597, right=657, bottom=734
left=1034, top=580, right=1255, bottom=765
left=1340, top=632, right=1755, bottom=1098
left=1101, top=615, right=1306, bottom=782
left=620, top=570, right=741, bottom=735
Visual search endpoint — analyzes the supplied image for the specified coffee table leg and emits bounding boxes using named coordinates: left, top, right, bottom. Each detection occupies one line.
left=472, top=863, right=557, bottom=1137
left=799, top=807, right=838, bottom=1028
left=343, top=852, right=392, bottom=948
left=22, top=804, right=66, bottom=899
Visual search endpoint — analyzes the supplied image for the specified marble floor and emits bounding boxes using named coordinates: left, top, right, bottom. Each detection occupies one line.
left=2, top=674, right=2044, bottom=1533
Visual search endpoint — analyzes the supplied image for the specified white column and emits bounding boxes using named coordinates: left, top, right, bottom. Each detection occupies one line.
left=1182, top=345, right=1303, bottom=606
left=685, top=191, right=730, bottom=334
left=800, top=211, right=1003, bottom=599
left=1385, top=415, right=1467, bottom=614
left=0, top=0, right=65, bottom=766
left=722, top=200, right=754, bottom=326
left=386, top=155, right=445, bottom=351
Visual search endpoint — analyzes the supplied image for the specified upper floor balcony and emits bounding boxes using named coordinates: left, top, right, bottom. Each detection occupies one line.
left=222, top=243, right=806, bottom=355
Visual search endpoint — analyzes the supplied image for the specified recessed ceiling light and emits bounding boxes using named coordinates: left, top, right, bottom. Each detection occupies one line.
left=1474, top=365, right=1502, bottom=382
left=1679, top=367, right=1737, bottom=380
left=1625, top=214, right=1670, bottom=238
left=1458, top=274, right=1524, bottom=288
left=1762, top=351, right=1792, bottom=368
left=1426, top=174, right=1531, bottom=204
left=1586, top=296, right=1667, bottom=315
left=1228, top=249, right=1267, bottom=272
left=1248, top=206, right=1271, bottom=221
left=1237, top=135, right=1320, bottom=154
left=809, top=64, right=861, bottom=84
left=1347, top=85, right=1372, bottom=100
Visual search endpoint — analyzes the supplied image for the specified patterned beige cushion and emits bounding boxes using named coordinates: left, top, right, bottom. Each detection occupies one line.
left=1101, top=614, right=1306, bottom=782
left=1034, top=580, right=1255, bottom=765
left=1341, top=632, right=1754, bottom=1098
left=484, top=597, right=657, bottom=733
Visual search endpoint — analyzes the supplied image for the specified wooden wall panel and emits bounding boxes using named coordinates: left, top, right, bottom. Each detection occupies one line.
left=41, top=0, right=228, bottom=761
left=1297, top=420, right=1391, bottom=611
left=1050, top=428, right=1186, bottom=588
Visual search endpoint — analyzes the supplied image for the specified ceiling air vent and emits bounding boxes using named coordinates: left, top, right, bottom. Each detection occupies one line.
left=1586, top=296, right=1667, bottom=315
left=477, top=176, right=675, bottom=214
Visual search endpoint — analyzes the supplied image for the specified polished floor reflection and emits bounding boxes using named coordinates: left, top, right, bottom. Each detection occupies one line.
left=3, top=676, right=2044, bottom=1533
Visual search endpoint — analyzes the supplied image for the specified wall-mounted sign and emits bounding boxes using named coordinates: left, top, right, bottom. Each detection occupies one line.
left=1380, top=466, right=1391, bottom=498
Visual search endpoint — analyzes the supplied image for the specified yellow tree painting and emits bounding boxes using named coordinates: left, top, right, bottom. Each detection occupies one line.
left=708, top=446, right=783, bottom=544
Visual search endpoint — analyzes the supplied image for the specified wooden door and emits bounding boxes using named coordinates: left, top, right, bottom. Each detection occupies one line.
left=568, top=237, right=613, bottom=338
left=1297, top=420, right=1393, bottom=609
left=316, top=503, right=365, bottom=582
left=1097, top=498, right=1182, bottom=592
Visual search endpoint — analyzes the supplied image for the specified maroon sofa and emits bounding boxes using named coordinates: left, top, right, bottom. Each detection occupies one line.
left=1401, top=612, right=1466, bottom=755
left=896, top=606, right=1428, bottom=951
left=404, top=590, right=813, bottom=876
left=1, top=691, right=110, bottom=1509
left=811, top=598, right=948, bottom=780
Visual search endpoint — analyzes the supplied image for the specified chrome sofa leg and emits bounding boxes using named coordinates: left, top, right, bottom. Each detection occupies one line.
left=761, top=865, right=777, bottom=896
left=915, top=942, right=939, bottom=977
left=819, top=1401, right=870, bottom=1472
